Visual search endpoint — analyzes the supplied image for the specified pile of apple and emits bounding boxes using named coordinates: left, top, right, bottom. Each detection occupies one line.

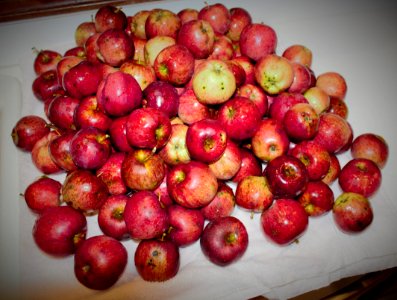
left=11, top=2, right=389, bottom=291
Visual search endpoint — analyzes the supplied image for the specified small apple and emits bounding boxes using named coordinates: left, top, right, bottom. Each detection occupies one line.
left=231, top=148, right=263, bottom=183
left=75, top=21, right=96, bottom=47
left=74, top=95, right=112, bottom=131
left=108, top=116, right=134, bottom=152
left=322, top=153, right=341, bottom=185
left=48, top=131, right=79, bottom=172
left=283, top=102, right=319, bottom=142
left=350, top=133, right=389, bottom=169
left=268, top=92, right=308, bottom=124
left=143, top=81, right=180, bottom=118
left=145, top=8, right=181, bottom=39
left=209, top=139, right=242, bottom=180
left=282, top=44, right=313, bottom=67
left=198, top=2, right=231, bottom=35
left=298, top=181, right=334, bottom=217
left=31, top=131, right=63, bottom=175
left=48, top=94, right=80, bottom=130
left=94, top=5, right=127, bottom=32
left=33, top=49, right=62, bottom=76
left=177, top=8, right=198, bottom=24
left=23, top=176, right=61, bottom=214
left=158, top=123, right=191, bottom=166
left=226, top=7, right=252, bottom=42
left=327, top=96, right=349, bottom=119
left=235, top=83, right=268, bottom=117
left=98, top=194, right=129, bottom=240
left=288, top=62, right=312, bottom=94
left=177, top=88, right=211, bottom=125
left=316, top=71, right=347, bottom=100
left=97, top=29, right=134, bottom=67
left=96, top=152, right=127, bottom=196
left=32, top=69, right=63, bottom=102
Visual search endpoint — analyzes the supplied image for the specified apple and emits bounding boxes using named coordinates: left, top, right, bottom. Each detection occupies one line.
left=64, top=46, right=86, bottom=58
left=153, top=168, right=174, bottom=208
left=33, top=49, right=62, bottom=76
left=124, top=190, right=169, bottom=240
left=33, top=206, right=87, bottom=256
left=235, top=83, right=268, bottom=116
left=322, top=153, right=341, bottom=185
left=49, top=131, right=79, bottom=172
left=225, top=60, right=246, bottom=87
left=97, top=29, right=134, bottom=67
left=235, top=175, right=273, bottom=213
left=84, top=33, right=102, bottom=64
left=167, top=160, right=218, bottom=209
left=145, top=8, right=181, bottom=39
left=208, top=140, right=242, bottom=180
left=192, top=59, right=236, bottom=105
left=327, top=96, right=349, bottom=119
left=198, top=2, right=231, bottom=35
left=177, top=88, right=211, bottom=124
left=177, top=19, right=215, bottom=59
left=268, top=92, right=308, bottom=124
left=62, top=169, right=109, bottom=214
left=167, top=204, right=205, bottom=247
left=74, top=235, right=128, bottom=290
left=70, top=127, right=111, bottom=170
left=126, top=10, right=150, bottom=39
left=289, top=140, right=331, bottom=181
left=231, top=148, right=262, bottom=183
left=333, top=192, right=373, bottom=233
left=282, top=44, right=313, bottom=67
left=158, top=123, right=191, bottom=166
left=338, top=158, right=382, bottom=198
left=134, top=239, right=180, bottom=282
left=47, top=94, right=79, bottom=130
left=98, top=194, right=129, bottom=240
left=226, top=7, right=252, bottom=42
left=11, top=115, right=50, bottom=152
left=108, top=115, right=134, bottom=153
left=120, top=60, right=156, bottom=90
left=239, top=23, right=277, bottom=61
left=131, top=36, right=146, bottom=62
left=96, top=71, right=142, bottom=117
left=94, top=5, right=127, bottom=32
left=31, top=131, right=63, bottom=175
left=251, top=118, right=290, bottom=162
left=177, top=8, right=198, bottom=24
left=288, top=62, right=312, bottom=94
left=261, top=198, right=308, bottom=245
left=217, top=96, right=261, bottom=141
left=283, top=103, right=319, bottom=142
left=254, top=54, right=294, bottom=95
left=303, top=86, right=330, bottom=114
left=143, top=81, right=180, bottom=118
left=125, top=107, right=172, bottom=150
left=74, top=95, right=112, bottom=131
left=297, top=181, right=334, bottom=217
left=23, top=176, right=61, bottom=214
left=316, top=71, right=347, bottom=100
left=96, top=152, right=127, bottom=196
left=185, top=118, right=227, bottom=163
left=200, top=216, right=248, bottom=266
left=201, top=182, right=235, bottom=221
left=264, top=154, right=308, bottom=199
left=32, top=69, right=63, bottom=102
left=75, top=21, right=96, bottom=47
left=231, top=55, right=255, bottom=85
left=312, top=112, right=353, bottom=154
left=350, top=133, right=389, bottom=169
left=144, top=35, right=176, bottom=66
left=208, top=34, right=234, bottom=61
left=121, top=149, right=166, bottom=191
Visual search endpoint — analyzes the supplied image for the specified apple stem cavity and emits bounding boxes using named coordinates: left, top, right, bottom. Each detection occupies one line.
left=225, top=232, right=238, bottom=244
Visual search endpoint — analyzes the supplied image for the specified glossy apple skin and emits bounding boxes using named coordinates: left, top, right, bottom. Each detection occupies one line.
left=75, top=21, right=96, bottom=47
left=239, top=23, right=277, bottom=61
left=208, top=140, right=242, bottom=180
left=143, top=81, right=180, bottom=118
left=49, top=131, right=79, bottom=171
left=167, top=204, right=205, bottom=247
left=226, top=7, right=252, bottom=42
left=32, top=69, right=63, bottom=102
left=74, top=95, right=112, bottom=131
left=11, top=115, right=50, bottom=152
left=264, top=154, right=309, bottom=199
left=200, top=216, right=248, bottom=266
left=236, top=175, right=273, bottom=213
left=350, top=133, right=389, bottom=169
left=186, top=118, right=227, bottom=163
left=288, top=62, right=312, bottom=94
left=231, top=148, right=262, bottom=183
left=98, top=194, right=129, bottom=240
left=298, top=181, right=334, bottom=217
left=282, top=44, right=313, bottom=67
left=145, top=8, right=181, bottom=39
left=235, top=83, right=268, bottom=117
left=96, top=152, right=127, bottom=195
left=167, top=161, right=218, bottom=209
left=121, top=149, right=166, bottom=191
left=158, top=123, right=191, bottom=166
left=289, top=140, right=331, bottom=181
left=303, top=86, right=330, bottom=114
left=23, top=177, right=61, bottom=214
left=33, top=49, right=62, bottom=76
left=108, top=115, right=134, bottom=152
left=177, top=88, right=211, bottom=125
left=316, top=71, right=347, bottom=100
left=198, top=2, right=231, bottom=35
left=201, top=182, right=235, bottom=221
left=33, top=206, right=87, bottom=257
left=126, top=10, right=150, bottom=39
left=283, top=102, right=319, bottom=142
left=251, top=118, right=290, bottom=162
left=97, top=29, right=134, bottom=67
left=338, top=158, right=382, bottom=198
left=56, top=55, right=84, bottom=84
left=327, top=96, right=349, bottom=119
left=94, top=5, right=127, bottom=32
left=177, top=8, right=198, bottom=24
left=74, top=235, right=128, bottom=290
left=48, top=95, right=80, bottom=130
left=269, top=92, right=308, bottom=124
left=333, top=192, right=373, bottom=233
left=62, top=169, right=109, bottom=215
left=120, top=60, right=156, bottom=90
left=261, top=198, right=308, bottom=245
left=31, top=131, right=63, bottom=175
left=322, top=153, right=341, bottom=185
left=134, top=239, right=180, bottom=282
left=124, top=190, right=169, bottom=240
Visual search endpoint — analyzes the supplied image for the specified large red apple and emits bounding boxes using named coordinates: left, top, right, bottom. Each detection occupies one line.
left=235, top=175, right=273, bottom=213
left=239, top=23, right=277, bottom=61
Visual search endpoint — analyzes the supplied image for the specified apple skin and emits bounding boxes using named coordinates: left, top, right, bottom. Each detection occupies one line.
left=49, top=131, right=79, bottom=172
left=32, top=69, right=63, bottom=102
left=208, top=33, right=234, bottom=61
left=126, top=10, right=150, bottom=39
left=11, top=115, right=50, bottom=152
left=239, top=23, right=277, bottom=61
left=158, top=123, right=191, bottom=166
left=231, top=148, right=263, bottom=183
left=177, top=19, right=215, bottom=59
left=94, top=5, right=127, bottom=32
left=84, top=33, right=102, bottom=64
left=208, top=139, right=242, bottom=180
left=108, top=115, right=134, bottom=152
left=167, top=204, right=205, bottom=247
left=289, top=140, right=331, bottom=181
left=186, top=118, right=228, bottom=164
left=350, top=133, right=389, bottom=169
left=251, top=118, right=290, bottom=162
left=167, top=161, right=218, bottom=209
left=121, top=149, right=166, bottom=192
left=322, top=153, right=341, bottom=185
left=226, top=7, right=252, bottom=42
left=143, top=81, right=180, bottom=118
left=264, top=154, right=309, bottom=199
left=198, top=2, right=231, bottom=35
left=327, top=96, right=349, bottom=119
left=144, top=35, right=176, bottom=67
left=119, top=60, right=156, bottom=90
left=200, top=216, right=248, bottom=266
left=75, top=21, right=96, bottom=47
left=282, top=44, right=313, bottom=67
left=56, top=55, right=84, bottom=85
left=177, top=88, right=211, bottom=125
left=96, top=152, right=127, bottom=196
left=74, top=95, right=112, bottom=131
left=23, top=176, right=61, bottom=214
left=261, top=198, right=309, bottom=245
left=74, top=235, right=128, bottom=290
left=236, top=175, right=273, bottom=213
left=338, top=158, right=382, bottom=198
left=33, top=49, right=62, bottom=76
left=235, top=83, right=268, bottom=117
left=201, top=182, right=235, bottom=221
left=134, top=239, right=180, bottom=282
left=97, top=28, right=134, bottom=67
left=145, top=8, right=181, bottom=39
left=33, top=206, right=87, bottom=257
left=268, top=92, right=308, bottom=124
left=177, top=8, right=199, bottom=24
left=316, top=71, right=347, bottom=100
left=333, top=192, right=373, bottom=233
left=47, top=95, right=80, bottom=131
left=31, top=131, right=63, bottom=175
left=283, top=102, right=319, bottom=142
left=124, top=191, right=169, bottom=240
left=231, top=55, right=255, bottom=85
left=98, top=194, right=129, bottom=240
left=62, top=169, right=109, bottom=215
left=288, top=62, right=312, bottom=94
left=298, top=181, right=334, bottom=217
left=303, top=86, right=330, bottom=114
left=217, top=96, right=261, bottom=141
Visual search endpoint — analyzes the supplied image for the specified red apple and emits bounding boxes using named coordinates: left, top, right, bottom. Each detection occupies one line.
left=177, top=88, right=211, bottom=124
left=33, top=206, right=87, bottom=256
left=261, top=198, right=308, bottom=245
left=198, top=2, right=231, bottom=35
left=74, top=95, right=112, bottom=131
left=327, top=96, right=349, bottom=119
left=235, top=83, right=268, bottom=117
left=208, top=139, right=242, bottom=180
left=31, top=131, right=63, bottom=174
left=48, top=131, right=79, bottom=171
left=120, top=60, right=156, bottom=90
left=298, top=181, right=334, bottom=217
left=143, top=81, right=180, bottom=118
left=200, top=182, right=235, bottom=221
left=96, top=152, right=127, bottom=196
left=200, top=216, right=248, bottom=266
left=282, top=44, right=313, bottom=67
left=338, top=158, right=382, bottom=198
left=226, top=7, right=252, bottom=42
left=208, top=34, right=234, bottom=61
left=33, top=49, right=62, bottom=76
left=283, top=102, right=319, bottom=142
left=231, top=148, right=263, bottom=183
left=11, top=115, right=50, bottom=152
left=84, top=33, right=102, bottom=64
left=239, top=23, right=277, bottom=61
left=97, top=29, right=134, bottom=67
left=98, top=194, right=129, bottom=240
left=231, top=55, right=255, bottom=85
left=108, top=115, right=134, bottom=152
left=268, top=92, right=308, bottom=124
left=56, top=56, right=84, bottom=85
left=288, top=62, right=312, bottom=94
left=144, top=35, right=176, bottom=66
left=32, top=69, right=63, bottom=102
left=145, top=8, right=181, bottom=39
left=177, top=8, right=198, bottom=24
left=235, top=175, right=273, bottom=213
left=74, top=235, right=127, bottom=290
left=316, top=71, right=347, bottom=100
left=134, top=239, right=179, bottom=282
left=94, top=5, right=127, bottom=33
left=350, top=133, right=389, bottom=169
left=47, top=94, right=79, bottom=130
left=124, top=190, right=169, bottom=240
left=322, top=153, right=341, bottom=185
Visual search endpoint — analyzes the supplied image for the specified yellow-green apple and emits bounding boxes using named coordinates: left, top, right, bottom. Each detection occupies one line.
left=144, top=35, right=175, bottom=66
left=350, top=133, right=389, bottom=169
left=239, top=23, right=277, bottom=61
left=303, top=86, right=330, bottom=114
left=75, top=21, right=96, bottom=47
left=235, top=175, right=273, bottom=213
left=298, top=181, right=334, bottom=217
left=159, top=123, right=191, bottom=166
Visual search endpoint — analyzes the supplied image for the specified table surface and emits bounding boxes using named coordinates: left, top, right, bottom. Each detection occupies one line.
left=0, top=0, right=397, bottom=299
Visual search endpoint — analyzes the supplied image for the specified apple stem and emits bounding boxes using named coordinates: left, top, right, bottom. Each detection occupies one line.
left=250, top=211, right=254, bottom=219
